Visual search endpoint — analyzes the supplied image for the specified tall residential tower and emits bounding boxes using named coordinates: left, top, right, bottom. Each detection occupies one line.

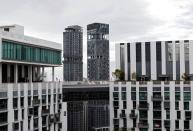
left=87, top=23, right=109, bottom=81
left=63, top=25, right=83, bottom=81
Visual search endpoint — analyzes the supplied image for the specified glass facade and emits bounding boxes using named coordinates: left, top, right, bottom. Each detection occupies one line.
left=2, top=41, right=61, bottom=65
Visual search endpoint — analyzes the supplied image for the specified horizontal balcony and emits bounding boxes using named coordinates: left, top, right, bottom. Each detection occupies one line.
left=54, top=113, right=60, bottom=123
left=129, top=113, right=137, bottom=119
left=151, top=96, right=163, bottom=101
left=138, top=103, right=149, bottom=110
left=120, top=113, right=126, bottom=118
left=113, top=118, right=119, bottom=126
left=164, top=120, right=170, bottom=128
left=28, top=108, right=34, bottom=116
left=138, top=123, right=149, bottom=128
left=42, top=109, right=50, bottom=115
left=185, top=115, right=191, bottom=120
left=33, top=99, right=40, bottom=106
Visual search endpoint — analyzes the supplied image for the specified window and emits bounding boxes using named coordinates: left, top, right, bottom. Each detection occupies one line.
left=114, top=87, right=118, bottom=91
left=2, top=41, right=61, bottom=65
left=13, top=98, right=18, bottom=108
left=184, top=120, right=190, bottom=129
left=175, top=92, right=180, bottom=101
left=175, top=102, right=179, bottom=110
left=166, top=110, right=170, bottom=119
left=133, top=101, right=136, bottom=109
left=123, top=101, right=127, bottom=109
left=184, top=92, right=191, bottom=101
left=131, top=92, right=136, bottom=100
left=164, top=92, right=170, bottom=100
left=139, top=92, right=147, bottom=100
left=14, top=110, right=18, bottom=121
left=113, top=92, right=119, bottom=100
left=184, top=102, right=189, bottom=110
left=20, top=97, right=24, bottom=107
left=122, top=87, right=126, bottom=91
left=177, top=111, right=181, bottom=119
left=175, top=120, right=179, bottom=129
left=131, top=87, right=136, bottom=92
left=121, top=92, right=126, bottom=100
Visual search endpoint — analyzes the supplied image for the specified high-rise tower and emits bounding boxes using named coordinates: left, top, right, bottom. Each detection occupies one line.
left=63, top=25, right=83, bottom=81
left=87, top=23, right=109, bottom=81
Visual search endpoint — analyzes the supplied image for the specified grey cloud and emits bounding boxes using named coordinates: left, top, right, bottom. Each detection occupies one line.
left=1, top=0, right=193, bottom=79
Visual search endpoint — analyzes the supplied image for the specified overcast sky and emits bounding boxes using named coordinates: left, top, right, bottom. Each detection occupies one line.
left=1, top=0, right=193, bottom=80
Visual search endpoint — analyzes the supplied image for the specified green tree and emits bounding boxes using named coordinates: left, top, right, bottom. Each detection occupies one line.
left=113, top=69, right=125, bottom=81
left=182, top=73, right=189, bottom=81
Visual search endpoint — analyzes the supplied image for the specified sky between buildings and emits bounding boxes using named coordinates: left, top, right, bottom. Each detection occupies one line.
left=0, top=0, right=193, bottom=80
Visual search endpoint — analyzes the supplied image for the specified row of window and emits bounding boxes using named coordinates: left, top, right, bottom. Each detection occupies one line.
left=2, top=41, right=61, bottom=65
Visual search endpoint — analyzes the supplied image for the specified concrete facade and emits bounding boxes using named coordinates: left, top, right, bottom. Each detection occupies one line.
left=63, top=25, right=83, bottom=81
left=87, top=23, right=109, bottom=81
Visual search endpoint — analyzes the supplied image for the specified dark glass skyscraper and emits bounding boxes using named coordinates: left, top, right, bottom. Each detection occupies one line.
left=87, top=23, right=109, bottom=81
left=63, top=25, right=83, bottom=81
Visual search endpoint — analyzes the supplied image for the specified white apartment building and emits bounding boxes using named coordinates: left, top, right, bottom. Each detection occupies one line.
left=115, top=41, right=193, bottom=81
left=110, top=41, right=193, bottom=131
left=0, top=25, right=67, bottom=131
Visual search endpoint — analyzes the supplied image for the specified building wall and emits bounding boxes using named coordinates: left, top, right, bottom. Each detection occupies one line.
left=0, top=82, right=67, bottom=131
left=116, top=40, right=193, bottom=81
left=110, top=81, right=193, bottom=131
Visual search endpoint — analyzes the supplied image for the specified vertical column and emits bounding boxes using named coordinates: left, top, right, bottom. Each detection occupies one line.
left=0, top=63, right=2, bottom=83
left=28, top=65, right=32, bottom=83
left=7, top=64, right=11, bottom=82
left=42, top=67, right=45, bottom=82
left=32, top=66, right=36, bottom=82
left=189, top=40, right=193, bottom=74
left=14, top=64, right=18, bottom=83
left=124, top=43, right=128, bottom=80
left=151, top=42, right=157, bottom=80
left=115, top=44, right=121, bottom=70
left=161, top=41, right=166, bottom=75
left=21, top=65, right=25, bottom=78
left=130, top=42, right=136, bottom=80
left=180, top=40, right=185, bottom=80
left=8, top=84, right=14, bottom=131
left=37, top=66, right=40, bottom=81
left=173, top=42, right=176, bottom=80
left=141, top=42, right=146, bottom=75
left=52, top=67, right=55, bottom=81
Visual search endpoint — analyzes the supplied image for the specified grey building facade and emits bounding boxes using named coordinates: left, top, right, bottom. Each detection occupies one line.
left=87, top=23, right=109, bottom=81
left=63, top=25, right=83, bottom=81
left=62, top=82, right=109, bottom=131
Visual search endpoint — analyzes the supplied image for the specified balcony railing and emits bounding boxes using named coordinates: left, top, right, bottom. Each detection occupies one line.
left=120, top=113, right=126, bottom=118
left=138, top=123, right=149, bottom=128
left=151, top=96, right=163, bottom=101
left=113, top=118, right=119, bottom=126
left=138, top=103, right=149, bottom=110
left=42, top=109, right=50, bottom=115
left=33, top=99, right=40, bottom=105
left=129, top=113, right=138, bottom=119
left=164, top=120, right=170, bottom=128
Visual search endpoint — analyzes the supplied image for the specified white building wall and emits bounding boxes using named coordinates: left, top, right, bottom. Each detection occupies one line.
left=161, top=41, right=166, bottom=75
left=110, top=81, right=193, bottom=131
left=124, top=43, right=128, bottom=80
left=180, top=40, right=185, bottom=80
left=151, top=42, right=157, bottom=80
left=130, top=43, right=136, bottom=80
left=115, top=44, right=121, bottom=70
left=189, top=40, right=193, bottom=74
left=0, top=82, right=66, bottom=131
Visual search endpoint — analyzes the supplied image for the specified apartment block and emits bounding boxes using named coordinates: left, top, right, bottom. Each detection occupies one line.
left=0, top=25, right=67, bottom=131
